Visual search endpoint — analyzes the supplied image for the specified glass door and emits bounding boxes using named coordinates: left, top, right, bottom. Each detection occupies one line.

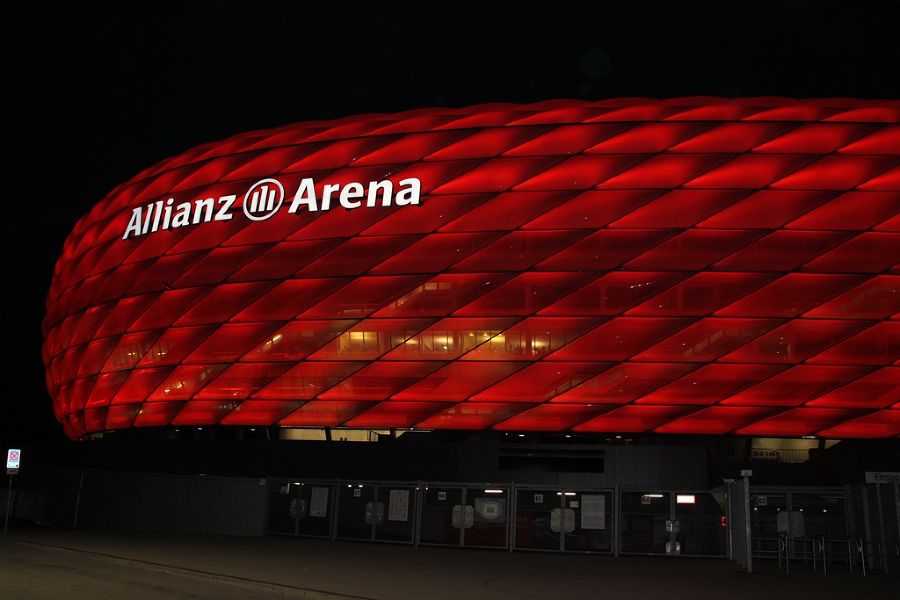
left=563, top=490, right=613, bottom=552
left=515, top=488, right=613, bottom=552
left=419, top=486, right=463, bottom=546
left=673, top=492, right=726, bottom=556
left=463, top=487, right=508, bottom=548
left=515, top=488, right=563, bottom=550
left=620, top=491, right=671, bottom=554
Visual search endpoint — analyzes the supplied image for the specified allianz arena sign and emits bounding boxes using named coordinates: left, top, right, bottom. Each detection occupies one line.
left=123, top=177, right=423, bottom=239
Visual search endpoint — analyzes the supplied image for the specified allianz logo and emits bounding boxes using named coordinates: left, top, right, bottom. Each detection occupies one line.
left=123, top=176, right=422, bottom=239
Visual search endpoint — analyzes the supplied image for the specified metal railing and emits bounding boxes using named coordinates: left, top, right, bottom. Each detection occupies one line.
left=768, top=533, right=869, bottom=576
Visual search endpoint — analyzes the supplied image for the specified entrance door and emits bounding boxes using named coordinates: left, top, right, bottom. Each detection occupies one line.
left=620, top=490, right=726, bottom=556
left=419, top=485, right=509, bottom=548
left=266, top=480, right=334, bottom=538
left=514, top=488, right=613, bottom=552
left=620, top=491, right=671, bottom=554
left=673, top=492, right=727, bottom=556
left=335, top=483, right=418, bottom=543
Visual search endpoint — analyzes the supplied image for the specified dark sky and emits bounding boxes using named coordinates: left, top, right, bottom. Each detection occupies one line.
left=3, top=0, right=898, bottom=445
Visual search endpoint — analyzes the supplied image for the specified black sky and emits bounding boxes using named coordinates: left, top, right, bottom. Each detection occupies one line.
left=3, top=0, right=898, bottom=445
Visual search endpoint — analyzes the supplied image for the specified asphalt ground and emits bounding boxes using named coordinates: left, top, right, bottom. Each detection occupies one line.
left=1, top=527, right=896, bottom=599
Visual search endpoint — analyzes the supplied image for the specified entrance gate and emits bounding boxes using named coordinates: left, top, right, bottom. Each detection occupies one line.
left=619, top=490, right=727, bottom=556
left=417, top=484, right=509, bottom=548
left=513, top=487, right=614, bottom=553
left=266, top=479, right=896, bottom=572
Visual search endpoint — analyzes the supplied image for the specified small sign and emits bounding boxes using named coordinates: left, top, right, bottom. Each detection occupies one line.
left=388, top=489, right=409, bottom=522
left=740, top=469, right=753, bottom=477
left=569, top=500, right=579, bottom=508
left=865, top=471, right=900, bottom=484
left=437, top=491, right=447, bottom=501
left=6, top=449, right=20, bottom=474
left=757, top=495, right=768, bottom=506
left=534, top=493, right=544, bottom=504
left=353, top=488, right=362, bottom=497
left=751, top=448, right=778, bottom=460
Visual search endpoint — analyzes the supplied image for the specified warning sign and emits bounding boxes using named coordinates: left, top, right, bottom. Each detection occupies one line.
left=6, top=449, right=21, bottom=474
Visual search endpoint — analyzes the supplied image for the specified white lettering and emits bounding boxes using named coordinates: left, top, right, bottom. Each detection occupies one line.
left=150, top=200, right=163, bottom=232
left=288, top=178, right=318, bottom=213
left=395, top=178, right=421, bottom=206
left=339, top=182, right=364, bottom=209
left=124, top=177, right=423, bottom=238
left=193, top=198, right=214, bottom=224
left=367, top=180, right=392, bottom=207
left=215, top=195, right=236, bottom=221
left=161, top=198, right=175, bottom=230
left=171, top=202, right=192, bottom=228
left=123, top=207, right=143, bottom=239
left=321, top=183, right=340, bottom=211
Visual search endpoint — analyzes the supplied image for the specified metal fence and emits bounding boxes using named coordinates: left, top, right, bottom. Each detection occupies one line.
left=266, top=479, right=727, bottom=557
left=748, top=484, right=900, bottom=575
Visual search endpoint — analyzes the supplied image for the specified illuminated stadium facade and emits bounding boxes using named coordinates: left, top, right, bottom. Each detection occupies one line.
left=43, top=98, right=899, bottom=441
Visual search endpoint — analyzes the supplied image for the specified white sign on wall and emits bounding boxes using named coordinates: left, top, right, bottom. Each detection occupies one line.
left=6, top=449, right=21, bottom=474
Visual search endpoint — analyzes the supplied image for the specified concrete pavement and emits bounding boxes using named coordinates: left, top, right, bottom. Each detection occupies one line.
left=1, top=527, right=896, bottom=599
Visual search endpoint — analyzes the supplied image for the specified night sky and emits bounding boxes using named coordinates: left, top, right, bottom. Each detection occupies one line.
left=4, top=1, right=898, bottom=445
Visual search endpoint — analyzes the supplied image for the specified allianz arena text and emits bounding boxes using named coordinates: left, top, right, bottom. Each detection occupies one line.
left=43, top=98, right=900, bottom=440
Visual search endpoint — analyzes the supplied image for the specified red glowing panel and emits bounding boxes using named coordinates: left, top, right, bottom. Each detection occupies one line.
left=471, top=362, right=613, bottom=402
left=669, top=122, right=790, bottom=153
left=132, top=402, right=184, bottom=428
left=805, top=322, right=900, bottom=365
left=542, top=271, right=687, bottom=316
left=218, top=400, right=301, bottom=425
left=192, top=363, right=292, bottom=400
left=715, top=274, right=865, bottom=318
left=719, top=320, right=868, bottom=364
left=148, top=364, right=229, bottom=401
left=548, top=318, right=693, bottom=362
left=625, top=230, right=765, bottom=271
left=632, top=318, right=781, bottom=362
left=240, top=320, right=356, bottom=362
left=553, top=362, right=699, bottom=404
left=183, top=323, right=281, bottom=364
left=454, top=272, right=592, bottom=317
left=306, top=318, right=432, bottom=361
left=344, top=401, right=452, bottom=428
left=317, top=361, right=445, bottom=401
left=111, top=368, right=172, bottom=405
left=805, top=367, right=900, bottom=409
left=391, top=361, right=527, bottom=401
left=628, top=272, right=775, bottom=316
left=44, top=98, right=900, bottom=438
left=373, top=273, right=515, bottom=318
left=608, top=190, right=747, bottom=228
left=785, top=192, right=900, bottom=231
left=721, top=365, right=874, bottom=406
left=253, top=362, right=366, bottom=400
left=636, top=364, right=784, bottom=405
left=655, top=406, right=779, bottom=434
left=535, top=229, right=678, bottom=271
left=494, top=404, right=612, bottom=431
left=381, top=317, right=515, bottom=361
left=459, top=317, right=600, bottom=361
left=816, top=410, right=900, bottom=438
left=574, top=405, right=697, bottom=433
left=735, top=408, right=866, bottom=437
left=416, top=403, right=531, bottom=430
left=803, top=276, right=900, bottom=320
